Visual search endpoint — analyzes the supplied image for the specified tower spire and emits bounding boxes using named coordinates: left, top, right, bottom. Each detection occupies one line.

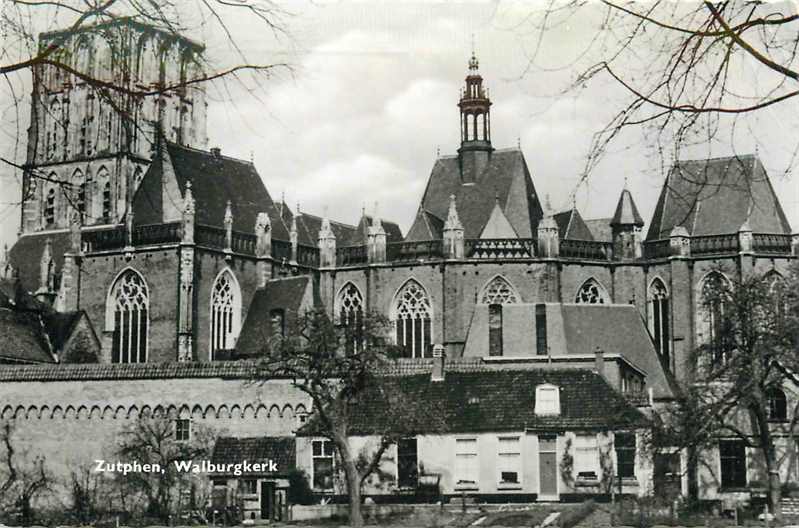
left=458, top=49, right=492, bottom=152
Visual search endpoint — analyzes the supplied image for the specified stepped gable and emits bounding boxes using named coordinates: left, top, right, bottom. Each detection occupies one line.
left=405, top=148, right=544, bottom=241
left=646, top=154, right=792, bottom=240
left=553, top=208, right=595, bottom=240
left=298, top=368, right=648, bottom=436
left=561, top=304, right=676, bottom=401
left=133, top=142, right=291, bottom=241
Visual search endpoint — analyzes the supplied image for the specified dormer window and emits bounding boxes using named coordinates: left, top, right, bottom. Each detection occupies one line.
left=535, top=384, right=560, bottom=416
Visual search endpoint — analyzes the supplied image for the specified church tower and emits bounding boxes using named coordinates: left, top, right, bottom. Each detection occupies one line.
left=20, top=20, right=208, bottom=235
left=458, top=52, right=493, bottom=183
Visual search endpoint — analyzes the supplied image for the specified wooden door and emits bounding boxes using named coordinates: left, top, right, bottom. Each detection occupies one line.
left=539, top=435, right=558, bottom=499
left=260, top=481, right=275, bottom=520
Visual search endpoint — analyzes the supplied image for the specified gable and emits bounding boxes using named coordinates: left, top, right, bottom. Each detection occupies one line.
left=480, top=201, right=518, bottom=239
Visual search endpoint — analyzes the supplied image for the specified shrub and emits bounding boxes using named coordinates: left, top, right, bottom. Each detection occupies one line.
left=288, top=469, right=315, bottom=505
left=557, top=499, right=596, bottom=528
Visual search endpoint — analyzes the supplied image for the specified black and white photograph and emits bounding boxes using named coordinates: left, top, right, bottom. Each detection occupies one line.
left=0, top=0, right=798, bottom=526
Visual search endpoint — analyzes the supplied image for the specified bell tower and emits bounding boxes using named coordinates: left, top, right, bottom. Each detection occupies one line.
left=458, top=53, right=492, bottom=152
left=458, top=52, right=493, bottom=183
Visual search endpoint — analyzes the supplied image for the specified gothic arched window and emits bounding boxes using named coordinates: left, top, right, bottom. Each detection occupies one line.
left=767, top=387, right=787, bottom=422
left=480, top=276, right=519, bottom=305
left=108, top=269, right=149, bottom=363
left=575, top=278, right=608, bottom=304
left=47, top=100, right=61, bottom=160
left=764, top=271, right=786, bottom=320
left=648, top=279, right=670, bottom=368
left=393, top=279, right=432, bottom=358
left=44, top=187, right=56, bottom=227
left=102, top=180, right=112, bottom=223
left=210, top=269, right=241, bottom=359
left=698, top=271, right=731, bottom=365
left=336, top=283, right=364, bottom=355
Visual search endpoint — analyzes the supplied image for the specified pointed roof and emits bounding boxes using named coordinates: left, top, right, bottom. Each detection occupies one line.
left=294, top=212, right=358, bottom=247
left=132, top=142, right=291, bottom=241
left=344, top=214, right=403, bottom=246
left=611, top=188, right=644, bottom=228
left=646, top=154, right=792, bottom=240
left=584, top=218, right=613, bottom=242
left=8, top=231, right=71, bottom=294
left=405, top=148, right=544, bottom=241
left=553, top=208, right=595, bottom=240
left=480, top=199, right=518, bottom=238
left=405, top=209, right=444, bottom=241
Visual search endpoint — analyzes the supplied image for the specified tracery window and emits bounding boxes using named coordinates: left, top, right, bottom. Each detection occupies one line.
left=44, top=187, right=56, bottom=226
left=109, top=270, right=149, bottom=363
left=393, top=279, right=432, bottom=358
left=210, top=269, right=241, bottom=359
left=337, top=283, right=364, bottom=355
left=102, top=181, right=112, bottom=223
left=480, top=276, right=519, bottom=304
left=698, top=272, right=732, bottom=365
left=648, top=279, right=670, bottom=368
left=575, top=278, right=608, bottom=304
left=47, top=100, right=61, bottom=160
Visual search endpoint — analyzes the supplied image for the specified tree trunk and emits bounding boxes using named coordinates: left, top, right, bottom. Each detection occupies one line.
left=333, top=432, right=364, bottom=528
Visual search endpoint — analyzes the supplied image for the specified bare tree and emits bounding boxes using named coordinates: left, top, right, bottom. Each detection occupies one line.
left=114, top=414, right=216, bottom=521
left=0, top=421, right=53, bottom=525
left=654, top=265, right=799, bottom=517
left=524, top=1, right=799, bottom=179
left=255, top=308, right=444, bottom=528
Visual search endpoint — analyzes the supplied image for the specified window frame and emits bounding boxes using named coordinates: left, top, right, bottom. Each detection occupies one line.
left=719, top=439, right=747, bottom=489
left=534, top=384, right=560, bottom=416
left=614, top=432, right=636, bottom=479
left=311, top=439, right=335, bottom=492
left=396, top=437, right=419, bottom=489
left=174, top=418, right=191, bottom=443
left=496, top=435, right=522, bottom=488
left=240, top=478, right=258, bottom=495
left=488, top=303, right=503, bottom=357
left=454, top=437, right=479, bottom=488
left=573, top=434, right=600, bottom=480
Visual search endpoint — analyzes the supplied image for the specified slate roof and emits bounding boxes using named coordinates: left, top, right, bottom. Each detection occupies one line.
left=406, top=148, right=544, bottom=241
left=0, top=309, right=56, bottom=363
left=553, top=208, right=595, bottom=240
left=560, top=304, right=676, bottom=400
left=235, top=276, right=314, bottom=357
left=8, top=231, right=71, bottom=294
left=295, top=213, right=358, bottom=247
left=405, top=209, right=444, bottom=241
left=211, top=437, right=295, bottom=476
left=344, top=215, right=403, bottom=246
left=611, top=189, right=644, bottom=227
left=44, top=311, right=84, bottom=351
left=584, top=218, right=613, bottom=242
left=299, top=369, right=648, bottom=436
left=133, top=142, right=291, bottom=241
left=646, top=154, right=792, bottom=240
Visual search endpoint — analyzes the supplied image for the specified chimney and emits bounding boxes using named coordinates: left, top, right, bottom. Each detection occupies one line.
left=431, top=344, right=446, bottom=382
left=594, top=346, right=605, bottom=380
left=210, top=147, right=221, bottom=158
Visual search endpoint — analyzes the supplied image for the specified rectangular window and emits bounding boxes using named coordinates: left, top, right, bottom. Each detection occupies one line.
left=312, top=439, right=335, bottom=491
left=719, top=440, right=746, bottom=488
left=174, top=419, right=190, bottom=442
left=455, top=438, right=479, bottom=486
left=240, top=479, right=257, bottom=495
left=615, top=433, right=636, bottom=478
left=397, top=438, right=418, bottom=488
left=488, top=304, right=503, bottom=356
left=535, top=387, right=559, bottom=415
left=574, top=434, right=599, bottom=479
left=497, top=436, right=521, bottom=485
left=535, top=304, right=547, bottom=355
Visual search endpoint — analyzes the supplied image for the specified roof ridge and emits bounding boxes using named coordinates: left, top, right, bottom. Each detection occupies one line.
left=166, top=142, right=255, bottom=166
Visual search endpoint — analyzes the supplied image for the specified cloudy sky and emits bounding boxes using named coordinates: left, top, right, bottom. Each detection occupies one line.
left=1, top=0, right=798, bottom=249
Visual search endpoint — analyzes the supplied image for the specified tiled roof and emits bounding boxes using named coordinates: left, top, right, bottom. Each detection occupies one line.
left=646, top=154, right=792, bottom=240
left=405, top=209, right=444, bottom=241
left=295, top=213, right=358, bottom=247
left=584, top=218, right=613, bottom=242
left=405, top=149, right=544, bottom=241
left=211, top=436, right=295, bottom=475
left=560, top=304, right=676, bottom=400
left=611, top=189, right=645, bottom=227
left=8, top=231, right=71, bottom=294
left=235, top=276, right=314, bottom=357
left=0, top=309, right=55, bottom=363
left=299, top=369, right=648, bottom=436
left=553, top=208, right=594, bottom=240
left=0, top=361, right=270, bottom=382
